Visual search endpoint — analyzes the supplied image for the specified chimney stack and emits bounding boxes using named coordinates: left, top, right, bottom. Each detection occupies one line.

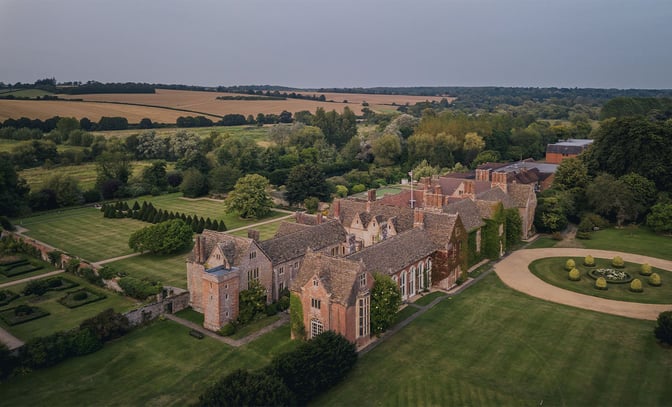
left=413, top=209, right=425, bottom=229
left=316, top=213, right=323, bottom=224
left=333, top=199, right=341, bottom=219
left=248, top=229, right=260, bottom=241
left=367, top=189, right=376, bottom=202
left=198, top=235, right=206, bottom=263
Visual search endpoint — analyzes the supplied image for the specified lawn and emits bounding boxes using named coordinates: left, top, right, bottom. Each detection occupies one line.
left=412, top=291, right=445, bottom=306
left=230, top=314, right=282, bottom=340
left=129, top=193, right=289, bottom=230
left=105, top=247, right=192, bottom=289
left=529, top=257, right=672, bottom=304
left=526, top=226, right=672, bottom=260
left=316, top=274, right=672, bottom=406
left=0, top=274, right=138, bottom=341
left=18, top=207, right=147, bottom=262
left=0, top=320, right=297, bottom=406
left=229, top=217, right=295, bottom=240
left=174, top=307, right=204, bottom=325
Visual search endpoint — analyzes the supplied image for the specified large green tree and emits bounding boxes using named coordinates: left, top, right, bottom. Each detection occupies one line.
left=128, top=219, right=193, bottom=254
left=180, top=168, right=208, bottom=198
left=646, top=203, right=672, bottom=234
left=224, top=174, right=273, bottom=219
left=285, top=163, right=332, bottom=205
left=0, top=153, right=29, bottom=216
left=196, top=369, right=294, bottom=407
left=43, top=174, right=83, bottom=207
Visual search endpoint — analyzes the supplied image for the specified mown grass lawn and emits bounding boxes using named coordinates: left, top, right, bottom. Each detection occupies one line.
left=127, top=193, right=288, bottom=230
left=0, top=320, right=297, bottom=406
left=18, top=207, right=147, bottom=262
left=0, top=274, right=138, bottom=341
left=229, top=217, right=294, bottom=240
left=529, top=257, right=672, bottom=304
left=316, top=274, right=672, bottom=406
left=105, top=246, right=192, bottom=289
left=526, top=226, right=672, bottom=260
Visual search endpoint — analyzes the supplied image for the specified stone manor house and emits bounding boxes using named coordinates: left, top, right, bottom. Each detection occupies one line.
left=187, top=172, right=536, bottom=345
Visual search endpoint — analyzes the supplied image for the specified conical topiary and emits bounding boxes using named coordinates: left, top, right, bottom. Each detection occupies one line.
left=584, top=255, right=595, bottom=267
left=565, top=259, right=576, bottom=271
left=630, top=278, right=643, bottom=293
left=595, top=277, right=608, bottom=290
left=649, top=273, right=662, bottom=287
left=568, top=268, right=580, bottom=281
left=641, top=263, right=652, bottom=276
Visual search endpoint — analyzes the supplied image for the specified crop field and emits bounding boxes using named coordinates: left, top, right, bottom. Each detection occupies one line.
left=0, top=274, right=138, bottom=341
left=91, top=123, right=270, bottom=142
left=18, top=207, right=147, bottom=262
left=317, top=273, right=672, bottom=406
left=0, top=89, right=452, bottom=123
left=19, top=161, right=164, bottom=191
left=0, top=320, right=298, bottom=406
left=0, top=98, right=220, bottom=123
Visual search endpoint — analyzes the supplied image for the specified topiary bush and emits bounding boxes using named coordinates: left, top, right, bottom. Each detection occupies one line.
left=649, top=273, right=662, bottom=287
left=654, top=311, right=672, bottom=345
left=641, top=263, right=652, bottom=276
left=568, top=268, right=581, bottom=281
left=612, top=256, right=624, bottom=268
left=584, top=255, right=595, bottom=267
left=565, top=259, right=576, bottom=271
left=595, top=277, right=608, bottom=290
left=630, top=278, right=643, bottom=293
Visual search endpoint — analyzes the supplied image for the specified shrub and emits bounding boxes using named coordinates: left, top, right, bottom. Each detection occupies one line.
left=351, top=184, right=366, bottom=194
left=265, top=302, right=278, bottom=316
left=238, top=280, right=267, bottom=325
left=595, top=277, right=608, bottom=290
left=197, top=369, right=295, bottom=407
left=23, top=280, right=49, bottom=296
left=630, top=278, right=643, bottom=293
left=576, top=231, right=591, bottom=240
left=118, top=276, right=161, bottom=300
left=304, top=197, right=320, bottom=214
left=289, top=293, right=305, bottom=340
left=0, top=216, right=15, bottom=231
left=568, top=268, right=581, bottom=281
left=649, top=273, right=662, bottom=287
left=565, top=259, right=575, bottom=271
left=219, top=323, right=237, bottom=337
left=654, top=311, right=672, bottom=345
left=551, top=232, right=563, bottom=241
left=48, top=278, right=63, bottom=288
left=641, top=263, right=652, bottom=276
left=612, top=256, right=624, bottom=268
left=584, top=255, right=595, bottom=267
left=371, top=273, right=402, bottom=335
left=15, top=304, right=33, bottom=316
left=79, top=309, right=130, bottom=342
left=277, top=294, right=290, bottom=312
left=73, top=291, right=88, bottom=301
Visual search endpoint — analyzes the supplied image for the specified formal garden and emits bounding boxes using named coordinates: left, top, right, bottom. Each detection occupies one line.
left=529, top=256, right=672, bottom=304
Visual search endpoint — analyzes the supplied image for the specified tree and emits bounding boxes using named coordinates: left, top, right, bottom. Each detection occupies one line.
left=197, top=369, right=294, bottom=407
left=553, top=158, right=589, bottom=191
left=96, top=151, right=132, bottom=188
left=370, top=273, right=402, bottom=335
left=654, top=311, right=672, bottom=345
left=55, top=117, right=80, bottom=141
left=208, top=165, right=242, bottom=194
left=141, top=161, right=168, bottom=189
left=0, top=153, right=29, bottom=216
left=586, top=174, right=637, bottom=226
left=372, top=133, right=402, bottom=166
left=180, top=169, right=208, bottom=198
left=285, top=164, right=332, bottom=205
left=128, top=219, right=193, bottom=254
left=224, top=174, right=273, bottom=219
left=43, top=174, right=83, bottom=207
left=646, top=203, right=672, bottom=234
left=619, top=173, right=657, bottom=221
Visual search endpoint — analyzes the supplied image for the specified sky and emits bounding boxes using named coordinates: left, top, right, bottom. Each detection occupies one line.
left=1, top=0, right=671, bottom=89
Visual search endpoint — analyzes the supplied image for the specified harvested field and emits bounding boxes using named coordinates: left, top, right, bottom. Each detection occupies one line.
left=0, top=99, right=220, bottom=123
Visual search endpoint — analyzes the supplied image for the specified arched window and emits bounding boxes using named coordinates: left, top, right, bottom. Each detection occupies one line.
left=410, top=267, right=416, bottom=296
left=400, top=271, right=407, bottom=299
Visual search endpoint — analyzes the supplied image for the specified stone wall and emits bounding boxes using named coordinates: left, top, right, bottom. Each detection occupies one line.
left=123, top=287, right=189, bottom=327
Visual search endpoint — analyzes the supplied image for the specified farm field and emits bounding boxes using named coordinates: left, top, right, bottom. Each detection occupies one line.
left=0, top=89, right=451, bottom=123
left=18, top=207, right=147, bottom=262
left=0, top=138, right=87, bottom=154
left=529, top=257, right=672, bottom=304
left=317, top=273, right=672, bottom=406
left=0, top=274, right=138, bottom=341
left=527, top=226, right=672, bottom=261
left=90, top=123, right=270, bottom=143
left=0, top=98, right=221, bottom=123
left=106, top=249, right=191, bottom=289
left=127, top=193, right=289, bottom=230
left=0, top=320, right=298, bottom=406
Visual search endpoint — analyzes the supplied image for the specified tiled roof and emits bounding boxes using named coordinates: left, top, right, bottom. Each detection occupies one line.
left=444, top=199, right=485, bottom=231
left=507, top=183, right=535, bottom=208
left=346, top=228, right=438, bottom=275
left=291, top=251, right=364, bottom=306
left=273, top=221, right=311, bottom=237
left=193, top=230, right=254, bottom=265
left=422, top=212, right=460, bottom=247
left=332, top=199, right=414, bottom=232
left=474, top=200, right=500, bottom=219
left=259, top=220, right=347, bottom=265
left=436, top=177, right=491, bottom=196
left=476, top=188, right=516, bottom=208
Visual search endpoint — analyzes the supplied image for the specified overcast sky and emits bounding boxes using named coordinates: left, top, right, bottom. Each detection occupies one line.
left=1, top=0, right=671, bottom=89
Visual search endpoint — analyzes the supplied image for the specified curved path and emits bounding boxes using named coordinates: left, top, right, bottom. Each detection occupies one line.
left=495, top=248, right=672, bottom=320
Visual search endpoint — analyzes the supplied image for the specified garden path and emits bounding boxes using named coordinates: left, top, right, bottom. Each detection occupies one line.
left=0, top=326, right=23, bottom=350
left=0, top=269, right=64, bottom=289
left=494, top=248, right=672, bottom=320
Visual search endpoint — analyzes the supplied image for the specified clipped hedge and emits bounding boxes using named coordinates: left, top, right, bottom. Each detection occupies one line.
left=0, top=305, right=50, bottom=326
left=595, top=277, right=608, bottom=290
left=649, top=273, right=662, bottom=287
left=630, top=278, right=643, bottom=293
left=612, top=256, right=625, bottom=268
left=0, top=290, right=19, bottom=306
left=584, top=255, right=595, bottom=267
left=58, top=289, right=106, bottom=308
left=640, top=263, right=652, bottom=276
left=565, top=259, right=576, bottom=271
left=568, top=268, right=581, bottom=281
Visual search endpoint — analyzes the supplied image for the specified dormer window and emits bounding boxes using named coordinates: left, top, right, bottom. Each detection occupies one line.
left=313, top=278, right=319, bottom=287
left=359, top=273, right=367, bottom=288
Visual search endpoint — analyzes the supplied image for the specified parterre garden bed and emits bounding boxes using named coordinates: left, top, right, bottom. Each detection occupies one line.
left=0, top=305, right=50, bottom=325
left=529, top=257, right=672, bottom=303
left=58, top=288, right=106, bottom=308
left=0, top=255, right=54, bottom=284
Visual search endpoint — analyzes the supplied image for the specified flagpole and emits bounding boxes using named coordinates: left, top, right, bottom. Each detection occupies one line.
left=408, top=171, right=414, bottom=209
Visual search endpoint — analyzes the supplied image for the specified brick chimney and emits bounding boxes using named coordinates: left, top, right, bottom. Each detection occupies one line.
left=491, top=171, right=508, bottom=193
left=198, top=235, right=206, bottom=263
left=475, top=168, right=491, bottom=181
left=367, top=189, right=376, bottom=202
left=194, top=235, right=201, bottom=263
left=413, top=208, right=425, bottom=229
left=420, top=177, right=431, bottom=189
left=316, top=213, right=323, bottom=224
left=463, top=180, right=475, bottom=198
left=247, top=229, right=260, bottom=241
left=333, top=199, right=341, bottom=219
